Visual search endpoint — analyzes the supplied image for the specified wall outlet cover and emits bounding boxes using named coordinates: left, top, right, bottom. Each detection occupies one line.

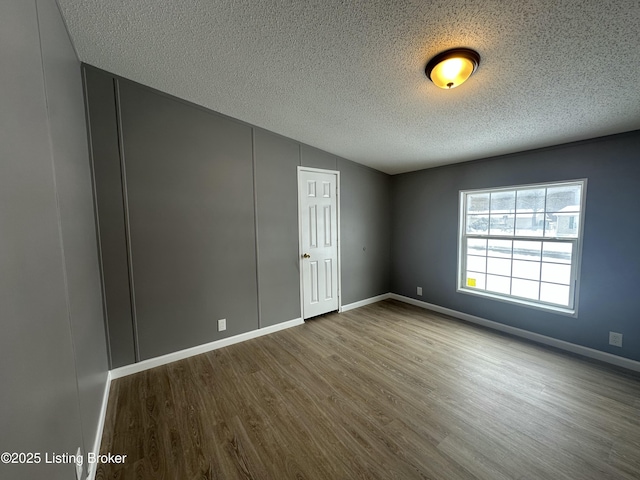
left=609, top=331, right=623, bottom=347
left=417, top=287, right=422, bottom=296
left=218, top=318, right=227, bottom=332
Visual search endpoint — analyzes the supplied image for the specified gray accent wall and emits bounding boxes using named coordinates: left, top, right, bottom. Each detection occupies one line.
left=84, top=67, right=393, bottom=365
left=119, top=81, right=259, bottom=361
left=254, top=128, right=302, bottom=327
left=391, top=131, right=640, bottom=362
left=83, top=68, right=136, bottom=368
left=0, top=1, right=108, bottom=479
left=301, top=144, right=338, bottom=170
left=338, top=158, right=392, bottom=304
left=37, top=0, right=109, bottom=466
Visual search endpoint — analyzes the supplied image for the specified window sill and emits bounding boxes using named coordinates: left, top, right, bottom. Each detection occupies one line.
left=457, top=287, right=578, bottom=318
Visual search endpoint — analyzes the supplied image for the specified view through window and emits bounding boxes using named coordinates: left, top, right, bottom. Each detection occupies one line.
left=458, top=180, right=586, bottom=313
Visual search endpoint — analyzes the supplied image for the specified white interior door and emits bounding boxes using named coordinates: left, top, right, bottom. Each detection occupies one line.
left=298, top=168, right=339, bottom=319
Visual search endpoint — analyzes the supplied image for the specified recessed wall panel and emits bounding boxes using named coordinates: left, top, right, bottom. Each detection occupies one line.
left=118, top=81, right=258, bottom=360
left=83, top=68, right=136, bottom=368
left=254, top=129, right=301, bottom=328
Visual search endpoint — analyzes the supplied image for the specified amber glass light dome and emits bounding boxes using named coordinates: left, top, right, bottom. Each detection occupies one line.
left=425, top=48, right=480, bottom=89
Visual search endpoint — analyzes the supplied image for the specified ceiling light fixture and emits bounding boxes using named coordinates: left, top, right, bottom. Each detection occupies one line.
left=425, top=48, right=480, bottom=89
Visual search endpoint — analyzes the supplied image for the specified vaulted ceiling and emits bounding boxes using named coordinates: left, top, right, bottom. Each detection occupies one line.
left=58, top=0, right=640, bottom=174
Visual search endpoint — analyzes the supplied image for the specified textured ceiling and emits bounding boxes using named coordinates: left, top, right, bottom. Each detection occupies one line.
left=58, top=0, right=640, bottom=174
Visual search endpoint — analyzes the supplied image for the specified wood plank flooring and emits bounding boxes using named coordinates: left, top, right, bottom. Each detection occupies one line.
left=96, top=300, right=640, bottom=479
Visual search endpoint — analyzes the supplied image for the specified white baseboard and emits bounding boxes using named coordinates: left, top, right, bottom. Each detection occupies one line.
left=389, top=293, right=640, bottom=373
left=87, top=371, right=111, bottom=480
left=340, top=293, right=392, bottom=312
left=110, top=318, right=304, bottom=380
left=89, top=319, right=301, bottom=477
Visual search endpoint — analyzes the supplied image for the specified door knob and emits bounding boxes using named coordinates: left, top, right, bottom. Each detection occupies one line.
left=303, top=253, right=311, bottom=258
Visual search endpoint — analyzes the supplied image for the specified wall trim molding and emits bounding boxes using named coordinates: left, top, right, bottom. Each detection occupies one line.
left=340, top=293, right=392, bottom=312
left=389, top=293, right=640, bottom=373
left=87, top=371, right=111, bottom=480
left=110, top=318, right=304, bottom=380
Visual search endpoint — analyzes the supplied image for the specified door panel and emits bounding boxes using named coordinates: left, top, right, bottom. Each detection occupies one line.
left=324, top=259, right=333, bottom=300
left=324, top=206, right=332, bottom=246
left=309, top=205, right=317, bottom=247
left=299, top=169, right=339, bottom=318
left=310, top=261, right=319, bottom=303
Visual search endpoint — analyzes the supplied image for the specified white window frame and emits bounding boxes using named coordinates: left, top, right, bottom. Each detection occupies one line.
left=457, top=179, right=587, bottom=317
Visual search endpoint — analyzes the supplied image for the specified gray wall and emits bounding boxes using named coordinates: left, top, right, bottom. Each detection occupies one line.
left=301, top=144, right=338, bottom=170
left=84, top=68, right=392, bottom=364
left=391, top=131, right=640, bottom=362
left=339, top=158, right=392, bottom=304
left=83, top=68, right=136, bottom=367
left=254, top=129, right=302, bottom=328
left=119, top=81, right=259, bottom=361
left=0, top=1, right=108, bottom=479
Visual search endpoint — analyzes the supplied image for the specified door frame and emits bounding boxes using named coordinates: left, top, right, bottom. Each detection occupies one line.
left=297, top=166, right=341, bottom=320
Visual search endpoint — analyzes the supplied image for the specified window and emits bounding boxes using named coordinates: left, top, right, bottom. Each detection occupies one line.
left=458, top=180, right=586, bottom=314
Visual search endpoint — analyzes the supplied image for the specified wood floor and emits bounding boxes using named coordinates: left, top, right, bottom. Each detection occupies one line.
left=96, top=300, right=640, bottom=479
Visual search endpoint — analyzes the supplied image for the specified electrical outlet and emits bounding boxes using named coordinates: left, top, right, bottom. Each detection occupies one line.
left=218, top=318, right=226, bottom=332
left=609, top=331, right=623, bottom=347
left=417, top=286, right=422, bottom=296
